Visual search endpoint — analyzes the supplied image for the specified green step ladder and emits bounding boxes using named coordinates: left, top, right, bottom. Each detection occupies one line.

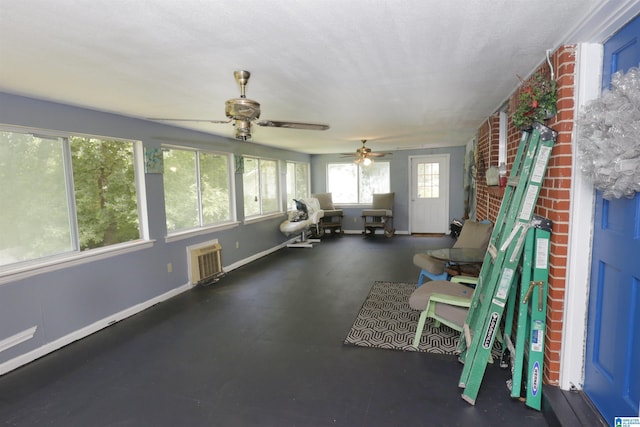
left=457, top=122, right=558, bottom=405
left=503, top=218, right=551, bottom=410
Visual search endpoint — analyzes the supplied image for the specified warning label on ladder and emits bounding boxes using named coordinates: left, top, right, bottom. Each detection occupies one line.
left=531, top=145, right=552, bottom=183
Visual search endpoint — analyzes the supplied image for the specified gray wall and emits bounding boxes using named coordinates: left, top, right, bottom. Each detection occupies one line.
left=311, top=146, right=466, bottom=232
left=0, top=92, right=466, bottom=371
left=0, top=92, right=309, bottom=369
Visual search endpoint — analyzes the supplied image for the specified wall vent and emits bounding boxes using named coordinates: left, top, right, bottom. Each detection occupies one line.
left=189, top=242, right=223, bottom=285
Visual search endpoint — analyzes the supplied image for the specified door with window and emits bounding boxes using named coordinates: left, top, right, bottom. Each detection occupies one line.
left=584, top=14, right=640, bottom=422
left=410, top=154, right=449, bottom=233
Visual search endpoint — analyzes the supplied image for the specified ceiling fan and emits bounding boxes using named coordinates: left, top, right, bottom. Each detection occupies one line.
left=341, top=140, right=392, bottom=165
left=149, top=70, right=330, bottom=141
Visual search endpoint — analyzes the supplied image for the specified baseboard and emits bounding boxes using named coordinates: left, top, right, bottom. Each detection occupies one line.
left=223, top=241, right=291, bottom=272
left=0, top=282, right=190, bottom=376
left=343, top=229, right=409, bottom=235
left=0, top=240, right=294, bottom=376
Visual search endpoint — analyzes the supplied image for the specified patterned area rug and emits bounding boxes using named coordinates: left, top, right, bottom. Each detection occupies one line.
left=344, top=281, right=476, bottom=354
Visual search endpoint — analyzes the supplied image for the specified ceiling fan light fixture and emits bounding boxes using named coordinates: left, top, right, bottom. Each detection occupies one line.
left=234, top=119, right=252, bottom=140
left=363, top=157, right=373, bottom=166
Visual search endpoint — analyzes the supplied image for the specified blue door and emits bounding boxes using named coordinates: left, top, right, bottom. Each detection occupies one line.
left=584, top=14, right=640, bottom=424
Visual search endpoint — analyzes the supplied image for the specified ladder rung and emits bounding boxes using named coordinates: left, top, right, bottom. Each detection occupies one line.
left=463, top=323, right=472, bottom=347
left=488, top=243, right=498, bottom=260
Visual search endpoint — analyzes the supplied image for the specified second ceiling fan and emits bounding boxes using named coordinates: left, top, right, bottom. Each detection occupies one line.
left=342, top=140, right=392, bottom=165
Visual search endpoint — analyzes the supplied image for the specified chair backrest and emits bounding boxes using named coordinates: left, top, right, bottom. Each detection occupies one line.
left=452, top=220, right=493, bottom=250
left=311, top=192, right=334, bottom=210
left=372, top=192, right=394, bottom=210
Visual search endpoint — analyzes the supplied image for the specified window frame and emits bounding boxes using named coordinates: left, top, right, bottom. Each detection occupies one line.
left=0, top=125, right=151, bottom=283
left=326, top=161, right=391, bottom=205
left=416, top=161, right=440, bottom=199
left=242, top=155, right=282, bottom=222
left=285, top=161, right=310, bottom=210
left=162, top=145, right=237, bottom=240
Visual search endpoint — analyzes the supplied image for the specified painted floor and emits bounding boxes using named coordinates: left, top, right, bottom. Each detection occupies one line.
left=0, top=235, right=547, bottom=426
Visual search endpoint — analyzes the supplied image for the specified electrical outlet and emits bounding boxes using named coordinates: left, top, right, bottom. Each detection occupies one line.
left=354, top=217, right=357, bottom=223
left=167, top=262, right=172, bottom=273
left=235, top=241, right=240, bottom=249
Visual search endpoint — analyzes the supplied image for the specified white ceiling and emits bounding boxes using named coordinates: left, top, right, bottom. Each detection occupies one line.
left=0, top=0, right=636, bottom=154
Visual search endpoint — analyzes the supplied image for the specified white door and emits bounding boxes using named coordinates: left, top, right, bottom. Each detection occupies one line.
left=410, top=154, right=449, bottom=233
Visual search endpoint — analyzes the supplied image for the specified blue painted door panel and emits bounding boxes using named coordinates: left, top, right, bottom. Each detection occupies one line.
left=602, top=15, right=640, bottom=90
left=585, top=13, right=640, bottom=424
left=586, top=197, right=640, bottom=421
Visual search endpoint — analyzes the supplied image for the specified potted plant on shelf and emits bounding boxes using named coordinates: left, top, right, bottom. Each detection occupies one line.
left=512, top=73, right=558, bottom=129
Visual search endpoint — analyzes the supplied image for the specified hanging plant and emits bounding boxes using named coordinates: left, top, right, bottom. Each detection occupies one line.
left=512, top=73, right=558, bottom=129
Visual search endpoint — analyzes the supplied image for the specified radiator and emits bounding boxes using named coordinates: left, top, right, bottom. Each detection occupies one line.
left=189, top=243, right=223, bottom=284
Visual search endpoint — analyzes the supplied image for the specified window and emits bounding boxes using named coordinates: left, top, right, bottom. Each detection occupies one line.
left=163, top=148, right=233, bottom=232
left=0, top=129, right=142, bottom=268
left=327, top=162, right=390, bottom=204
left=286, top=161, right=309, bottom=209
left=242, top=156, right=280, bottom=217
left=417, top=162, right=439, bottom=198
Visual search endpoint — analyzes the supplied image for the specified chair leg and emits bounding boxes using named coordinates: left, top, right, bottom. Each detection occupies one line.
left=417, top=269, right=448, bottom=286
left=427, top=271, right=449, bottom=282
left=412, top=311, right=429, bottom=347
left=417, top=270, right=427, bottom=286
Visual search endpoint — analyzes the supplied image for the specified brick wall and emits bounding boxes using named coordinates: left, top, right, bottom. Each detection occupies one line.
left=474, top=46, right=576, bottom=385
left=475, top=115, right=501, bottom=221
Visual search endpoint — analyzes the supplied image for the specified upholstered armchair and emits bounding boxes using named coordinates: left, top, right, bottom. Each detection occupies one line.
left=311, top=192, right=344, bottom=235
left=361, top=192, right=395, bottom=237
left=413, top=220, right=492, bottom=284
left=409, top=274, right=501, bottom=363
left=409, top=275, right=477, bottom=347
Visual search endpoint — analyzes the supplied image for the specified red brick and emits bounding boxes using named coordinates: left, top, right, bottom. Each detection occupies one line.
left=559, top=62, right=575, bottom=75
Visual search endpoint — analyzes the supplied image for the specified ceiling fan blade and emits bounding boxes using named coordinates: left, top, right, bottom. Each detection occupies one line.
left=368, top=152, right=392, bottom=157
left=148, top=118, right=231, bottom=124
left=256, top=120, right=329, bottom=131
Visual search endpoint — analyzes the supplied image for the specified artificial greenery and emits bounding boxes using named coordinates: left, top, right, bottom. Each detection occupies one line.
left=512, top=73, right=558, bottom=128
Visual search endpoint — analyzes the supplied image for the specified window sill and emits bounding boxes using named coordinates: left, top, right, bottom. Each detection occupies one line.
left=334, top=203, right=369, bottom=208
left=244, top=212, right=286, bottom=225
left=0, top=240, right=155, bottom=286
left=165, top=222, right=240, bottom=243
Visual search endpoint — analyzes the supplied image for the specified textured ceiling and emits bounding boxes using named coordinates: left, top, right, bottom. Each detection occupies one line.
left=0, top=0, right=634, bottom=154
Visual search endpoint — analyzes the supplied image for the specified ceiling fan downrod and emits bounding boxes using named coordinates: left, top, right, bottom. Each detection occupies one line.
left=234, top=70, right=250, bottom=98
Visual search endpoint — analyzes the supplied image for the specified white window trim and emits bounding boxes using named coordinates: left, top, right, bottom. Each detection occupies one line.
left=0, top=125, right=149, bottom=272
left=242, top=155, right=282, bottom=218
left=162, top=146, right=236, bottom=236
left=285, top=160, right=311, bottom=208
left=243, top=211, right=286, bottom=225
left=326, top=161, right=391, bottom=204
